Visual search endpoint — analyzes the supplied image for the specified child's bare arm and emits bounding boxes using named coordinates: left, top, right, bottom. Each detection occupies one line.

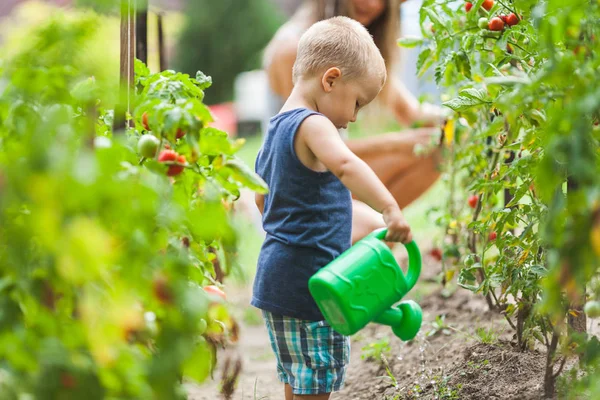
left=255, top=193, right=265, bottom=216
left=297, top=115, right=412, bottom=242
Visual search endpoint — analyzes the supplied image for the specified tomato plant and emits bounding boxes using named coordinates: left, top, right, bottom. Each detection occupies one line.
left=400, top=0, right=600, bottom=396
left=0, top=10, right=267, bottom=399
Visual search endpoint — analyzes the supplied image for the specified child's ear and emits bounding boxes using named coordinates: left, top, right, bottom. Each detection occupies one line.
left=321, top=67, right=342, bottom=93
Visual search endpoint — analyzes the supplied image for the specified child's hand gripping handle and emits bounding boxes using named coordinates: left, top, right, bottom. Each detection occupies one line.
left=373, top=228, right=422, bottom=291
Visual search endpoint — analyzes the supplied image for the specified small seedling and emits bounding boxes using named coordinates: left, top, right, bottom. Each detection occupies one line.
left=361, top=336, right=391, bottom=362
left=433, top=375, right=461, bottom=400
left=380, top=354, right=399, bottom=388
left=427, top=315, right=453, bottom=337
left=475, top=326, right=498, bottom=344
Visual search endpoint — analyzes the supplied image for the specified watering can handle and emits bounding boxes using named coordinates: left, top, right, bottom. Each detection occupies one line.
left=372, top=228, right=422, bottom=291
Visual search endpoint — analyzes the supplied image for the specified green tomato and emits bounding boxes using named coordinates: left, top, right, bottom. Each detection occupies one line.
left=584, top=301, right=600, bottom=318
left=464, top=254, right=475, bottom=267
left=478, top=17, right=489, bottom=30
left=198, top=318, right=208, bottom=334
left=137, top=134, right=160, bottom=158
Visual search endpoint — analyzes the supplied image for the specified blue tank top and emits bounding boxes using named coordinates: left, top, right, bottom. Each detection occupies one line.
left=251, top=108, right=352, bottom=321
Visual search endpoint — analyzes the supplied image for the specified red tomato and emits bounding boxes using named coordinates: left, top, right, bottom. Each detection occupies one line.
left=468, top=195, right=479, bottom=209
left=488, top=17, right=505, bottom=31
left=60, top=373, right=76, bottom=389
left=142, top=112, right=150, bottom=131
left=430, top=248, right=443, bottom=261
left=465, top=2, right=473, bottom=12
left=499, top=14, right=507, bottom=22
left=204, top=285, right=227, bottom=300
left=482, top=0, right=494, bottom=11
left=158, top=150, right=186, bottom=176
left=489, top=231, right=498, bottom=241
left=506, top=13, right=519, bottom=26
left=153, top=275, right=173, bottom=304
left=176, top=128, right=185, bottom=139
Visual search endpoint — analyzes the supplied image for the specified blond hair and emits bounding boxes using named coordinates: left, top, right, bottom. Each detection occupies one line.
left=292, top=16, right=386, bottom=86
left=307, top=0, right=402, bottom=71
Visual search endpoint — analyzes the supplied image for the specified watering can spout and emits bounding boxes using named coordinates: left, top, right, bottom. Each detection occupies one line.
left=374, top=301, right=423, bottom=341
left=374, top=307, right=404, bottom=326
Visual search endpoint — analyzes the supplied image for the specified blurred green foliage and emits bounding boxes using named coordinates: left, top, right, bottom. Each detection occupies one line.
left=0, top=6, right=266, bottom=398
left=175, top=0, right=283, bottom=104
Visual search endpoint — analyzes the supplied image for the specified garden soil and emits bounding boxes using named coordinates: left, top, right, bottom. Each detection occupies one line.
left=188, top=248, right=550, bottom=400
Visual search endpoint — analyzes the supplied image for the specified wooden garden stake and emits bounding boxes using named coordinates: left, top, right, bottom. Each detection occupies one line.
left=135, top=0, right=148, bottom=65
left=157, top=12, right=167, bottom=71
left=114, top=0, right=135, bottom=132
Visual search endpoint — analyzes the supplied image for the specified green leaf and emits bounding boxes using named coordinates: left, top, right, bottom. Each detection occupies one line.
left=187, top=201, right=234, bottom=243
left=417, top=48, right=433, bottom=77
left=484, top=76, right=532, bottom=86
left=222, top=159, right=268, bottom=194
left=193, top=101, right=213, bottom=125
left=70, top=76, right=98, bottom=104
left=459, top=88, right=487, bottom=102
left=179, top=75, right=206, bottom=101
left=135, top=58, right=150, bottom=79
left=530, top=265, right=547, bottom=276
left=145, top=159, right=168, bottom=175
left=462, top=34, right=476, bottom=52
left=181, top=284, right=210, bottom=320
left=200, top=127, right=233, bottom=155
left=195, top=71, right=213, bottom=90
left=506, top=184, right=529, bottom=207
left=443, top=95, right=488, bottom=112
left=163, top=106, right=184, bottom=136
left=418, top=0, right=436, bottom=36
left=458, top=267, right=479, bottom=291
left=182, top=337, right=214, bottom=383
left=397, top=36, right=425, bottom=48
left=423, top=6, right=451, bottom=32
left=454, top=51, right=472, bottom=79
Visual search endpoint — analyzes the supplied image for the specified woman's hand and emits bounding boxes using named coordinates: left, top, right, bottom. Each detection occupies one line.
left=412, top=102, right=449, bottom=127
left=388, top=78, right=448, bottom=128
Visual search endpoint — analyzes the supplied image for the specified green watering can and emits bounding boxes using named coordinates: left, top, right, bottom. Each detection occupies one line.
left=309, top=228, right=423, bottom=341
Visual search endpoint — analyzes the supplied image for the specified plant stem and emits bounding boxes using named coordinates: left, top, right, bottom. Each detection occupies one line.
left=553, top=356, right=567, bottom=379
left=544, top=329, right=560, bottom=397
left=495, top=0, right=518, bottom=16
left=508, top=40, right=534, bottom=58
left=450, top=26, right=480, bottom=38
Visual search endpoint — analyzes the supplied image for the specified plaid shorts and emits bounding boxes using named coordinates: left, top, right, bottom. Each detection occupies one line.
left=262, top=310, right=350, bottom=395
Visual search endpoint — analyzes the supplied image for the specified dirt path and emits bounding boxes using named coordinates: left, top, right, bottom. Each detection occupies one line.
left=187, top=247, right=447, bottom=400
left=186, top=285, right=283, bottom=400
left=187, top=248, right=552, bottom=400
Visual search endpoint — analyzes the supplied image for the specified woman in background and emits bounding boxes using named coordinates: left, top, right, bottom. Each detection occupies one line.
left=263, top=0, right=446, bottom=243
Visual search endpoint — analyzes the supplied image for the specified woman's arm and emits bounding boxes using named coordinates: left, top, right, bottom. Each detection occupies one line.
left=265, top=34, right=299, bottom=99
left=386, top=77, right=447, bottom=127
